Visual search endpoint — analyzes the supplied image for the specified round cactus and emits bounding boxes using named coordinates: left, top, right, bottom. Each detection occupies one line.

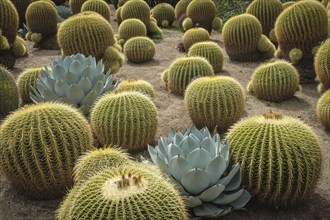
left=116, top=79, right=154, bottom=98
left=12, top=36, right=27, bottom=58
left=0, top=50, right=16, bottom=69
left=151, top=3, right=175, bottom=27
left=10, top=0, right=33, bottom=28
left=246, top=0, right=283, bottom=36
left=73, top=147, right=132, bottom=185
left=164, top=56, right=214, bottom=95
left=120, top=0, right=150, bottom=28
left=81, top=0, right=111, bottom=21
left=69, top=0, right=87, bottom=14
left=226, top=112, right=323, bottom=207
left=222, top=14, right=269, bottom=61
left=0, top=66, right=19, bottom=116
left=184, top=76, right=245, bottom=133
left=175, top=0, right=192, bottom=26
left=123, top=36, right=156, bottom=63
left=56, top=164, right=189, bottom=220
left=317, top=89, right=330, bottom=129
left=118, top=18, right=147, bottom=44
left=315, top=39, right=330, bottom=93
left=188, top=41, right=224, bottom=73
left=17, top=67, right=42, bottom=104
left=90, top=91, right=158, bottom=153
left=182, top=27, right=210, bottom=51
left=247, top=60, right=300, bottom=102
left=0, top=0, right=19, bottom=44
left=0, top=102, right=94, bottom=199
left=275, top=0, right=328, bottom=82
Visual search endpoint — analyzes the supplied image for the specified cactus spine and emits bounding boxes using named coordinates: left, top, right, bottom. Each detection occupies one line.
left=226, top=112, right=323, bottom=207
left=124, top=36, right=156, bottom=63
left=81, top=0, right=111, bottom=21
left=116, top=79, right=154, bottom=98
left=182, top=27, right=210, bottom=51
left=314, top=39, right=330, bottom=93
left=0, top=66, right=19, bottom=116
left=17, top=67, right=42, bottom=104
left=184, top=76, right=245, bottom=133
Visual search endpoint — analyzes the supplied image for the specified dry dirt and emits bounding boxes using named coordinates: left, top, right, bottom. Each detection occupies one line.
left=0, top=6, right=329, bottom=220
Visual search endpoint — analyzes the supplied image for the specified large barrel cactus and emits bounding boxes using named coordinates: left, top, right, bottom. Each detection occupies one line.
left=147, top=127, right=251, bottom=218
left=56, top=164, right=189, bottom=220
left=90, top=91, right=158, bottom=153
left=188, top=41, right=224, bottom=73
left=117, top=18, right=147, bottom=45
left=317, top=89, right=330, bottom=130
left=226, top=112, right=323, bottom=207
left=182, top=27, right=210, bottom=51
left=30, top=54, right=118, bottom=115
left=0, top=102, right=94, bottom=199
left=246, top=0, right=283, bottom=36
left=151, top=3, right=175, bottom=27
left=73, top=147, right=132, bottom=185
left=57, top=12, right=124, bottom=73
left=275, top=0, right=328, bottom=82
left=81, top=0, right=111, bottom=21
left=315, top=39, right=330, bottom=93
left=247, top=60, right=301, bottom=102
left=0, top=66, right=19, bottom=116
left=123, top=36, right=156, bottom=63
left=184, top=76, right=245, bottom=133
left=116, top=79, right=154, bottom=98
left=17, top=67, right=42, bottom=104
left=162, top=56, right=214, bottom=95
left=222, top=14, right=275, bottom=62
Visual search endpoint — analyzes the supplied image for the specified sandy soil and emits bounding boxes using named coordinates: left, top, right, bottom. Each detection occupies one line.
left=0, top=6, right=329, bottom=220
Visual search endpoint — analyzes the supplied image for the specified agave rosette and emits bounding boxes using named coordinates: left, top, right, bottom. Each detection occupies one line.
left=31, top=54, right=117, bottom=115
left=147, top=127, right=251, bottom=218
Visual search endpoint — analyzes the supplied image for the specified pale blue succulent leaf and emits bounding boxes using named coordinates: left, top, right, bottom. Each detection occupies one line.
left=193, top=203, right=224, bottom=218
left=168, top=128, right=177, bottom=140
left=63, top=56, right=73, bottom=69
left=51, top=64, right=66, bottom=79
left=219, top=141, right=229, bottom=165
left=201, top=127, right=212, bottom=138
left=81, top=90, right=98, bottom=105
left=224, top=168, right=242, bottom=191
left=218, top=163, right=240, bottom=186
left=69, top=60, right=83, bottom=75
left=174, top=132, right=184, bottom=146
left=212, top=188, right=244, bottom=205
left=167, top=143, right=183, bottom=158
left=55, top=79, right=69, bottom=97
left=155, top=145, right=167, bottom=162
left=42, top=89, right=60, bottom=101
left=199, top=184, right=225, bottom=202
left=66, top=84, right=84, bottom=104
left=81, top=66, right=95, bottom=81
left=230, top=189, right=251, bottom=209
left=181, top=168, right=210, bottom=194
left=64, top=71, right=79, bottom=84
left=77, top=77, right=93, bottom=94
left=156, top=155, right=169, bottom=175
left=206, top=155, right=227, bottom=185
left=184, top=196, right=203, bottom=208
left=92, top=81, right=104, bottom=95
left=168, top=155, right=192, bottom=182
left=186, top=148, right=212, bottom=170
left=148, top=145, right=157, bottom=164
left=180, top=136, right=200, bottom=157
left=93, top=73, right=105, bottom=85
left=201, top=137, right=217, bottom=158
left=189, top=126, right=204, bottom=141
left=95, top=60, right=104, bottom=74
left=40, top=77, right=56, bottom=93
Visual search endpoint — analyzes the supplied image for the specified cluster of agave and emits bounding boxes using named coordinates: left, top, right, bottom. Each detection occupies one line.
left=31, top=54, right=118, bottom=115
left=146, top=127, right=251, bottom=218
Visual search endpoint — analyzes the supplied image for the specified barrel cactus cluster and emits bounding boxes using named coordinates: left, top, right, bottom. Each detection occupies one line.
left=117, top=18, right=147, bottom=45
left=123, top=36, right=156, bottom=63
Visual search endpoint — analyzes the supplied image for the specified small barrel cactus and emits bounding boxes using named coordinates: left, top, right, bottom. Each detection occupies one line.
left=0, top=102, right=94, bottom=199
left=315, top=39, right=330, bottom=93
left=30, top=54, right=118, bottom=115
left=222, top=14, right=275, bottom=61
left=146, top=127, right=251, bottom=218
left=185, top=76, right=245, bottom=133
left=226, top=112, right=323, bottom=207
left=182, top=27, right=210, bottom=51
left=116, top=79, right=154, bottom=98
left=247, top=60, right=301, bottom=102
left=90, top=91, right=158, bottom=152
left=317, top=89, right=330, bottom=129
left=117, top=18, right=147, bottom=45
left=0, top=66, right=19, bottom=116
left=188, top=41, right=224, bottom=73
left=175, top=0, right=192, bottom=27
left=17, top=67, right=42, bottom=104
left=151, top=3, right=175, bottom=27
left=69, top=0, right=88, bottom=14
left=10, top=0, right=32, bottom=28
left=56, top=163, right=189, bottom=220
left=81, top=0, right=111, bottom=21
left=163, top=56, right=214, bottom=95
left=275, top=0, right=328, bottom=82
left=183, top=0, right=222, bottom=33
left=246, top=0, right=283, bottom=36
left=73, top=147, right=132, bottom=185
left=58, top=12, right=123, bottom=73
left=123, top=36, right=156, bottom=63
left=12, top=36, right=27, bottom=58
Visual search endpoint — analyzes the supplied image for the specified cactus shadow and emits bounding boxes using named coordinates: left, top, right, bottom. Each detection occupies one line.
left=299, top=82, right=319, bottom=97
left=259, top=96, right=310, bottom=111
left=125, top=59, right=161, bottom=67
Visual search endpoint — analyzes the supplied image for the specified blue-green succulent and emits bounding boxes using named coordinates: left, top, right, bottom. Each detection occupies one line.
left=146, top=126, right=251, bottom=218
left=57, top=5, right=72, bottom=21
left=30, top=54, right=118, bottom=115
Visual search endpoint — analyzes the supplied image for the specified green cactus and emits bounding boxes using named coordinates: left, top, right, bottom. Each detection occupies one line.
left=90, top=91, right=158, bottom=153
left=10, top=0, right=33, bottom=28
left=275, top=0, right=328, bottom=82
left=118, top=18, right=147, bottom=44
left=123, top=36, right=156, bottom=63
left=226, top=112, right=323, bottom=207
left=246, top=0, right=283, bottom=36
left=314, top=39, right=330, bottom=93
left=12, top=36, right=27, bottom=58
left=0, top=0, right=19, bottom=44
left=188, top=41, right=224, bottom=73
left=0, top=102, right=94, bottom=199
left=115, top=6, right=123, bottom=24
left=151, top=3, right=175, bottom=27
left=174, top=0, right=191, bottom=27
left=81, top=0, right=111, bottom=21
left=116, top=79, right=155, bottom=98
left=73, top=147, right=132, bottom=185
left=163, top=56, right=214, bottom=95
left=69, top=0, right=87, bottom=14
left=56, top=164, right=189, bottom=220
left=184, top=76, right=245, bottom=133
left=282, top=1, right=295, bottom=9
left=317, top=89, right=330, bottom=129
left=17, top=67, right=42, bottom=104
left=0, top=50, right=16, bottom=69
left=247, top=60, right=300, bottom=102
left=0, top=66, right=19, bottom=116
left=182, top=27, right=210, bottom=51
